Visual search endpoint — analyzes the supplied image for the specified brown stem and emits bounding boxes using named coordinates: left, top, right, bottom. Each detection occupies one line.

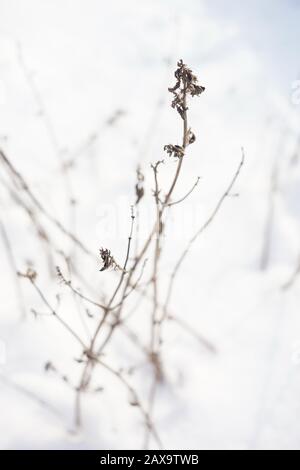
left=162, top=148, right=245, bottom=320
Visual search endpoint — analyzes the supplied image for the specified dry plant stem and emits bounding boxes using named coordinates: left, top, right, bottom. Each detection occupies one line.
left=5, top=61, right=211, bottom=445
left=64, top=258, right=91, bottom=343
left=57, top=268, right=107, bottom=311
left=65, top=109, right=125, bottom=168
left=0, top=150, right=91, bottom=257
left=93, top=208, right=135, bottom=347
left=17, top=43, right=61, bottom=162
left=143, top=376, right=159, bottom=450
left=18, top=272, right=86, bottom=349
left=167, top=176, right=200, bottom=207
left=94, top=358, right=163, bottom=449
left=58, top=261, right=145, bottom=313
left=0, top=374, right=62, bottom=420
left=145, top=144, right=244, bottom=446
left=162, top=148, right=245, bottom=321
left=150, top=160, right=164, bottom=353
left=145, top=78, right=190, bottom=449
left=75, top=211, right=136, bottom=427
left=122, top=281, right=217, bottom=354
left=0, top=177, right=56, bottom=276
left=17, top=42, right=76, bottom=232
left=164, top=95, right=187, bottom=205
left=115, top=79, right=190, bottom=311
left=57, top=263, right=149, bottom=357
left=0, top=220, right=26, bottom=319
left=2, top=151, right=144, bottom=299
left=149, top=82, right=189, bottom=352
left=133, top=204, right=141, bottom=258
left=75, top=361, right=91, bottom=428
left=95, top=158, right=186, bottom=356
left=111, top=82, right=190, bottom=358
left=168, top=315, right=217, bottom=354
left=96, top=260, right=149, bottom=354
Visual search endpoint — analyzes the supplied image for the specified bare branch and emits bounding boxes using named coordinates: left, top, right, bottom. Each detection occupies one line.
left=18, top=269, right=87, bottom=349
left=162, top=149, right=245, bottom=320
left=167, top=176, right=200, bottom=207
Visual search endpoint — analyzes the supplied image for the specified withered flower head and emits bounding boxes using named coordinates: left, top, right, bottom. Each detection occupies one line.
left=99, top=248, right=122, bottom=272
left=164, top=61, right=205, bottom=159
left=168, top=59, right=205, bottom=119
left=164, top=144, right=185, bottom=159
left=17, top=267, right=37, bottom=282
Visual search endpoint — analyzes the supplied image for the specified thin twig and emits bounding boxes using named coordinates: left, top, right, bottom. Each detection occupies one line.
left=0, top=150, right=91, bottom=256
left=18, top=270, right=87, bottom=349
left=162, top=148, right=245, bottom=321
left=0, top=374, right=62, bottom=419
left=17, top=42, right=76, bottom=232
left=167, top=176, right=200, bottom=207
left=94, top=357, right=163, bottom=449
left=167, top=314, right=217, bottom=354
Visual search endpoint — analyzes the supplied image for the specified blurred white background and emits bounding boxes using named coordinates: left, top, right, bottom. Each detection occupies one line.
left=1, top=0, right=300, bottom=450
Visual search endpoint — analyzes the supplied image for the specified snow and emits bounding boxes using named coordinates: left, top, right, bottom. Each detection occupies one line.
left=1, top=0, right=300, bottom=450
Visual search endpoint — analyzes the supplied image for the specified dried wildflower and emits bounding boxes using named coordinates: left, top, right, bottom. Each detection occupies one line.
left=164, top=61, right=203, bottom=160
left=17, top=267, right=37, bottom=281
left=168, top=59, right=205, bottom=119
left=135, top=166, right=144, bottom=205
left=99, top=248, right=123, bottom=272
left=164, top=144, right=185, bottom=159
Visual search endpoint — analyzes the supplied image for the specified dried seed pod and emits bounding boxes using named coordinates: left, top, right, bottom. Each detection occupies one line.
left=17, top=267, right=37, bottom=281
left=164, top=144, right=185, bottom=159
left=168, top=60, right=205, bottom=120
left=187, top=128, right=196, bottom=145
left=99, top=248, right=123, bottom=272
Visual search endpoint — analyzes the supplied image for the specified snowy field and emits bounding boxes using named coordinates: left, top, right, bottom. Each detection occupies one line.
left=1, top=0, right=300, bottom=450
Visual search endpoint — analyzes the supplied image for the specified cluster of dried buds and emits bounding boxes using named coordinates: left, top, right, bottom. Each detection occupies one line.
left=99, top=248, right=122, bottom=272
left=17, top=267, right=37, bottom=282
left=56, top=266, right=71, bottom=285
left=164, top=60, right=205, bottom=159
left=164, top=144, right=185, bottom=159
left=168, top=59, right=205, bottom=119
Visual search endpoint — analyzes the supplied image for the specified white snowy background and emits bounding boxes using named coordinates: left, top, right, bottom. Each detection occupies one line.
left=1, top=0, right=300, bottom=450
